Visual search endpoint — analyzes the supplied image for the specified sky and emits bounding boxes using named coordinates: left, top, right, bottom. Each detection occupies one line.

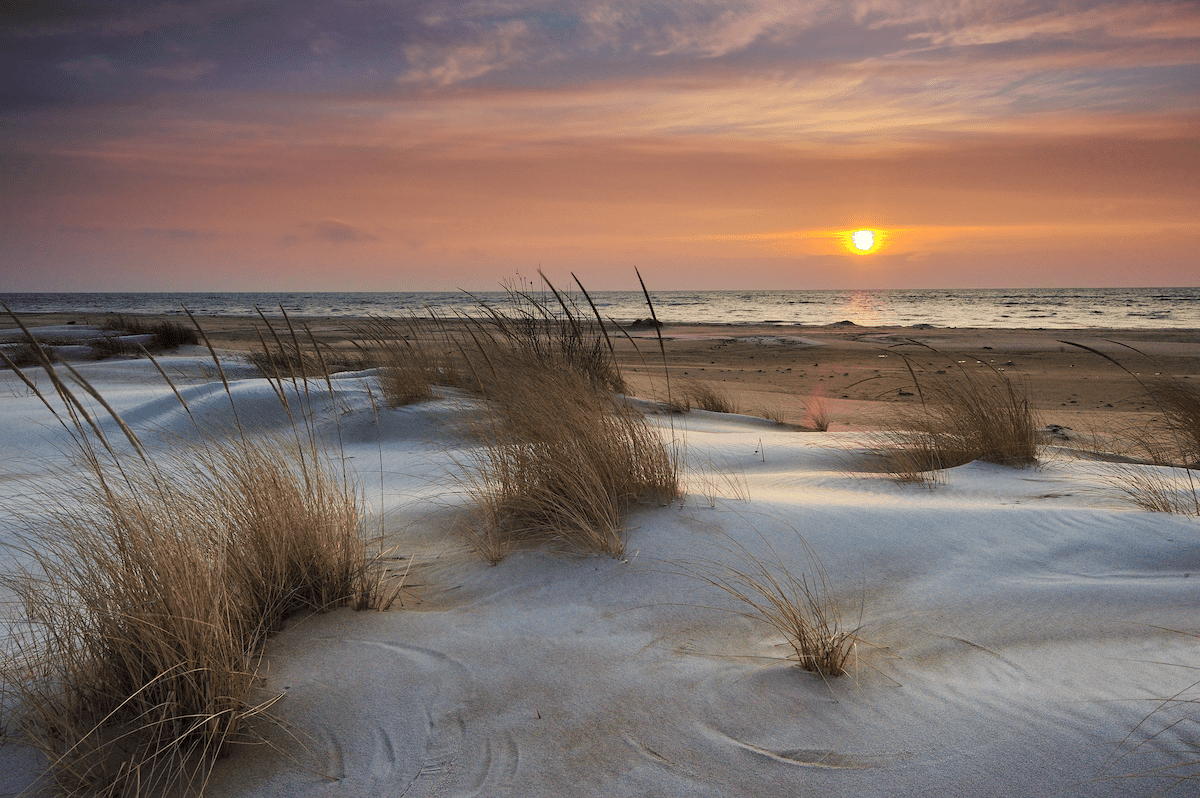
left=1, top=1, right=1198, bottom=292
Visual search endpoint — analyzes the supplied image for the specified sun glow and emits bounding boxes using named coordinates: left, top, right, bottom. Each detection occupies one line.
left=842, top=228, right=884, bottom=254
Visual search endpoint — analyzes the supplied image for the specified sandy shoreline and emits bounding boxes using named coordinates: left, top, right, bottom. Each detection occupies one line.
left=6, top=310, right=1198, bottom=434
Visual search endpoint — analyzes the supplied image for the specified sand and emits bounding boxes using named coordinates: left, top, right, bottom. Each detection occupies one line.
left=1, top=316, right=1198, bottom=796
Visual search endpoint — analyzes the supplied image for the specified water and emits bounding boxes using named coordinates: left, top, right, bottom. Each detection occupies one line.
left=3, top=287, right=1199, bottom=329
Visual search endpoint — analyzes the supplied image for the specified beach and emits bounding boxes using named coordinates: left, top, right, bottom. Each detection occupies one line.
left=1, top=315, right=1198, bottom=797
left=9, top=311, right=1198, bottom=433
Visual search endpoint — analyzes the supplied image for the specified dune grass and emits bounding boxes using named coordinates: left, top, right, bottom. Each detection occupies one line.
left=442, top=273, right=678, bottom=562
left=0, top=309, right=393, bottom=797
left=872, top=344, right=1040, bottom=484
left=245, top=306, right=368, bottom=380
left=681, top=529, right=857, bottom=677
left=1060, top=340, right=1200, bottom=515
left=467, top=273, right=624, bottom=395
left=94, top=316, right=199, bottom=357
left=460, top=355, right=678, bottom=562
left=804, top=397, right=831, bottom=432
left=350, top=315, right=451, bottom=407
left=2, top=342, right=59, bottom=370
left=674, top=380, right=739, bottom=414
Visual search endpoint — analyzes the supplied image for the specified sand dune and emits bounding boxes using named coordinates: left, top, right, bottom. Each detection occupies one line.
left=1, top=331, right=1198, bottom=797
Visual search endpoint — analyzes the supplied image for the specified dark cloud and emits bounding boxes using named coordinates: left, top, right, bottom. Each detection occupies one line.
left=139, top=227, right=217, bottom=241
left=309, top=219, right=378, bottom=243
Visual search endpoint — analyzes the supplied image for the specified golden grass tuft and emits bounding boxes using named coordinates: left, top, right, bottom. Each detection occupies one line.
left=459, top=351, right=678, bottom=563
left=682, top=530, right=856, bottom=677
left=1060, top=341, right=1200, bottom=515
left=444, top=273, right=678, bottom=563
left=872, top=345, right=1039, bottom=483
left=351, top=316, right=449, bottom=407
left=0, top=308, right=394, bottom=797
left=676, top=380, right=739, bottom=414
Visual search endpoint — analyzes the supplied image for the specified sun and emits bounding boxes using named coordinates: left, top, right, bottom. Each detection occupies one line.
left=841, top=228, right=885, bottom=254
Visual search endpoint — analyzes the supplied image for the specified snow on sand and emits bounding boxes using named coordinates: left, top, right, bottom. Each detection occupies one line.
left=1, top=353, right=1197, bottom=797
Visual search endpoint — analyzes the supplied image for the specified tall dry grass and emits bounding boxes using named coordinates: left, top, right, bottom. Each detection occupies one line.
left=466, top=273, right=624, bottom=395
left=0, top=308, right=392, bottom=797
left=443, top=273, right=677, bottom=562
left=458, top=342, right=678, bottom=563
left=246, top=306, right=366, bottom=380
left=873, top=344, right=1040, bottom=483
left=1061, top=340, right=1200, bottom=515
left=351, top=315, right=448, bottom=407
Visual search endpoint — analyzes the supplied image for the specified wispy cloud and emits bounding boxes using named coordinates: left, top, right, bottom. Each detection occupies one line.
left=144, top=60, right=217, bottom=81
left=57, top=55, right=116, bottom=81
left=308, top=219, right=378, bottom=243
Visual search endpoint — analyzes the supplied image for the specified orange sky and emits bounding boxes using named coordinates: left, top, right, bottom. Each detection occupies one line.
left=2, top=2, right=1197, bottom=291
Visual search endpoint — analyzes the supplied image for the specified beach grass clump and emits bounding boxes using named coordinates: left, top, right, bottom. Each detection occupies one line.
left=875, top=346, right=1039, bottom=483
left=460, top=349, right=678, bottom=563
left=99, top=314, right=153, bottom=335
left=95, top=315, right=199, bottom=354
left=1059, top=341, right=1200, bottom=514
left=88, top=334, right=143, bottom=360
left=0, top=310, right=391, bottom=797
left=471, top=273, right=624, bottom=395
left=351, top=315, right=449, bottom=407
left=677, top=380, right=739, bottom=414
left=149, top=319, right=199, bottom=350
left=1149, top=377, right=1200, bottom=469
left=2, top=341, right=59, bottom=370
left=804, top=397, right=831, bottom=432
left=684, top=531, right=856, bottom=677
left=453, top=274, right=676, bottom=562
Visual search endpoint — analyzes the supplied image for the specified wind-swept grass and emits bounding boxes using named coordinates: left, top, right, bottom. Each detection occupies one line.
left=1061, top=340, right=1200, bottom=515
left=351, top=315, right=450, bottom=407
left=679, top=529, right=857, bottom=677
left=246, top=306, right=367, bottom=380
left=872, top=343, right=1040, bottom=484
left=459, top=356, right=677, bottom=562
left=0, top=308, right=394, bottom=797
left=447, top=272, right=677, bottom=562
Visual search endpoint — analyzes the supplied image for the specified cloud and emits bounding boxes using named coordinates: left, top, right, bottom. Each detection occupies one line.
left=309, top=219, right=378, bottom=243
left=144, top=60, right=217, bottom=81
left=402, top=19, right=534, bottom=85
left=139, top=227, right=216, bottom=242
left=57, top=55, right=116, bottom=81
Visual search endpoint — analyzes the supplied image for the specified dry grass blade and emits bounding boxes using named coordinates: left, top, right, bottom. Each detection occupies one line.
left=1060, top=341, right=1200, bottom=514
left=635, top=267, right=671, bottom=405
left=681, top=530, right=857, bottom=677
